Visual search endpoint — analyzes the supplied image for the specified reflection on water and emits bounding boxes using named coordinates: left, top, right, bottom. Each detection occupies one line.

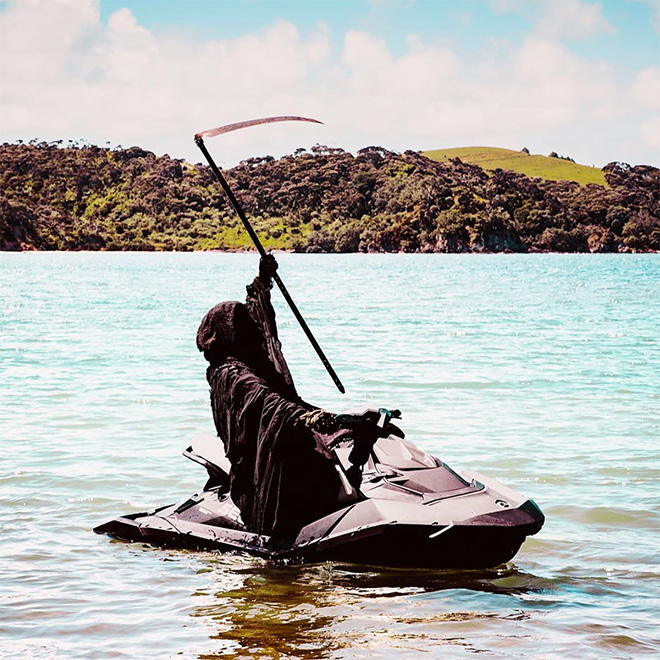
left=191, top=556, right=546, bottom=659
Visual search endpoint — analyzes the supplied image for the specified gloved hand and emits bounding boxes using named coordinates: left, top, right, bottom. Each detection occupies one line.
left=335, top=408, right=405, bottom=473
left=348, top=432, right=378, bottom=468
left=344, top=427, right=380, bottom=489
left=300, top=409, right=339, bottom=434
left=334, top=410, right=405, bottom=442
left=258, top=253, right=278, bottom=288
left=346, top=465, right=364, bottom=490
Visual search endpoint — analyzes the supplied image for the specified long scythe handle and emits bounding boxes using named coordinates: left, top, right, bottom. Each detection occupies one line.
left=195, top=136, right=345, bottom=394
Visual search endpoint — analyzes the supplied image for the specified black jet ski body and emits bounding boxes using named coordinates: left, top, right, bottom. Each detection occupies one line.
left=95, top=413, right=544, bottom=569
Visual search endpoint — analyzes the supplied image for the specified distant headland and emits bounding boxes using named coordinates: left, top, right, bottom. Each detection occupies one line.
left=1, top=141, right=658, bottom=253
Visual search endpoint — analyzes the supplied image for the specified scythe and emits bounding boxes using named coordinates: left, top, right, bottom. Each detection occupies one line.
left=194, top=116, right=345, bottom=394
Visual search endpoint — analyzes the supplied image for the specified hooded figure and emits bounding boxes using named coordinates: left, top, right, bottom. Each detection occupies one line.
left=197, top=256, right=348, bottom=539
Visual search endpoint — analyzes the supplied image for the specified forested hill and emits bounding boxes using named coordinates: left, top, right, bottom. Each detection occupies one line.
left=1, top=142, right=658, bottom=252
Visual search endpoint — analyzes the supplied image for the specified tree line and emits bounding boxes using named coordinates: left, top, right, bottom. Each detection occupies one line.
left=1, top=141, right=658, bottom=252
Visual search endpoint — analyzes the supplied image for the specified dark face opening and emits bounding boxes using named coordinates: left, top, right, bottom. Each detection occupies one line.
left=197, top=301, right=268, bottom=369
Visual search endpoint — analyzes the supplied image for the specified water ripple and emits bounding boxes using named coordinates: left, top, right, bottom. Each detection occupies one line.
left=1, top=252, right=659, bottom=658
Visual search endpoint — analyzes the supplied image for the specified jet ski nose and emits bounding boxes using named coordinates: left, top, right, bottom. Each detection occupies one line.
left=520, top=498, right=545, bottom=534
left=460, top=498, right=544, bottom=536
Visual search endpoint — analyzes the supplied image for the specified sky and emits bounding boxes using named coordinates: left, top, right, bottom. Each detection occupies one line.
left=0, top=0, right=659, bottom=168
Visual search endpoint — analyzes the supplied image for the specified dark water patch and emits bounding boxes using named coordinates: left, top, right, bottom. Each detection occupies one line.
left=598, top=634, right=659, bottom=654
left=189, top=558, right=546, bottom=659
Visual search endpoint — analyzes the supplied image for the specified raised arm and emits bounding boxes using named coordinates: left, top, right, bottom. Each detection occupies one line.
left=245, top=254, right=297, bottom=396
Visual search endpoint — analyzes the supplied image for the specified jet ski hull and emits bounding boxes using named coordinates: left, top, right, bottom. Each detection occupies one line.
left=95, top=431, right=545, bottom=569
left=94, top=497, right=543, bottom=569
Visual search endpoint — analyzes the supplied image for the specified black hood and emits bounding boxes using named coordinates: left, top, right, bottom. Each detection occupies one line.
left=197, top=301, right=267, bottom=368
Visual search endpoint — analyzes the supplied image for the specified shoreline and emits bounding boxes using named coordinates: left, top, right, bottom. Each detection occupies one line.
left=0, top=249, right=660, bottom=257
left=2, top=248, right=659, bottom=255
left=3, top=144, right=658, bottom=254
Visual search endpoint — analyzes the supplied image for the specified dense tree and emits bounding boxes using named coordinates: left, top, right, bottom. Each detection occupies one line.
left=0, top=142, right=658, bottom=253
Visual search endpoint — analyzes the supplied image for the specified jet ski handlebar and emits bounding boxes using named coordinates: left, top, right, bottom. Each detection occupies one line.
left=334, top=407, right=404, bottom=439
left=329, top=408, right=404, bottom=490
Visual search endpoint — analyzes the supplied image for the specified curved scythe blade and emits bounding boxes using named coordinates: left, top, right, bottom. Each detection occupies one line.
left=193, top=113, right=345, bottom=393
left=194, top=115, right=323, bottom=140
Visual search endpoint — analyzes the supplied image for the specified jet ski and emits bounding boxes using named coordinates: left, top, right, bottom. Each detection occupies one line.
left=95, top=408, right=544, bottom=569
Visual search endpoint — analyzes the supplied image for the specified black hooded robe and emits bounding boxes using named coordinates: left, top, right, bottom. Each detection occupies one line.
left=200, top=277, right=343, bottom=539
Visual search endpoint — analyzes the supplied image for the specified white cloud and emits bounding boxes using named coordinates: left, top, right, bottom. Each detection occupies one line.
left=492, top=0, right=614, bottom=39
left=632, top=67, right=660, bottom=109
left=0, top=0, right=657, bottom=167
left=631, top=67, right=660, bottom=152
left=99, top=8, right=158, bottom=82
left=640, top=116, right=660, bottom=151
left=514, top=36, right=620, bottom=121
left=535, top=0, right=614, bottom=40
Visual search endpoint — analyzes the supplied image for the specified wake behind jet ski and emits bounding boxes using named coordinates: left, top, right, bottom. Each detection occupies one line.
left=95, top=117, right=544, bottom=568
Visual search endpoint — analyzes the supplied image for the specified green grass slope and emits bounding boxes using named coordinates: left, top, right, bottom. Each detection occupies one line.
left=423, top=146, right=607, bottom=186
left=3, top=143, right=657, bottom=252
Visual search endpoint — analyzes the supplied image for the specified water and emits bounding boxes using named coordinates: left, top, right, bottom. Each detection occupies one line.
left=1, top=252, right=659, bottom=658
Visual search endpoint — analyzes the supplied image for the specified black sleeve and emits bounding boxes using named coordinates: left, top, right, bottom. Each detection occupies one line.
left=208, top=362, right=341, bottom=537
left=245, top=276, right=298, bottom=397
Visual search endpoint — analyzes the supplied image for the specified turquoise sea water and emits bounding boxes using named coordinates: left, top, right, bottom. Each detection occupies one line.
left=1, top=252, right=659, bottom=659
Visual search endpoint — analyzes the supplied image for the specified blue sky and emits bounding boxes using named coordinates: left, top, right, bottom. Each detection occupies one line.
left=97, top=0, right=657, bottom=68
left=1, top=0, right=659, bottom=167
left=96, top=1, right=660, bottom=96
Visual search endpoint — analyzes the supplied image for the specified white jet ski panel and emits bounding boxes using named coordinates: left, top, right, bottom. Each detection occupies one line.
left=95, top=415, right=544, bottom=569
